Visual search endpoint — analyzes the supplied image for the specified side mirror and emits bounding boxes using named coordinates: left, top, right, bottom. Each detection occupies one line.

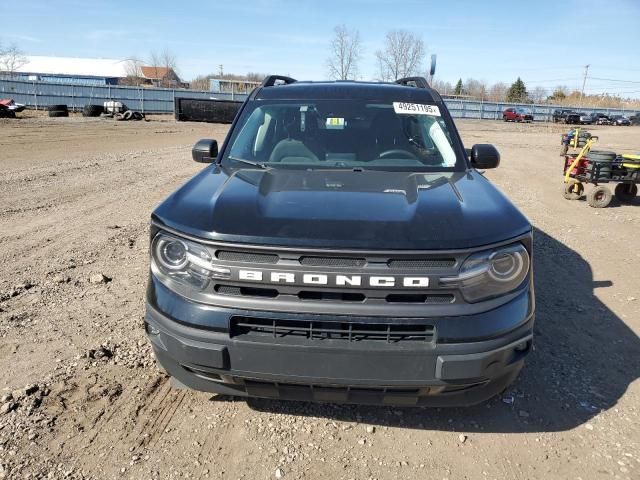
left=192, top=139, right=218, bottom=163
left=470, top=144, right=500, bottom=169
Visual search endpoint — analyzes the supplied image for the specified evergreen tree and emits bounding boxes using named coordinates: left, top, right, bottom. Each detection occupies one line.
left=506, top=77, right=528, bottom=103
left=454, top=78, right=464, bottom=96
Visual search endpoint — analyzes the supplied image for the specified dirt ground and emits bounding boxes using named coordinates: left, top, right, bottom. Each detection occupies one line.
left=0, top=113, right=638, bottom=480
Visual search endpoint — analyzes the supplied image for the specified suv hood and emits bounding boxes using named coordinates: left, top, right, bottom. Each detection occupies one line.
left=153, top=167, right=530, bottom=250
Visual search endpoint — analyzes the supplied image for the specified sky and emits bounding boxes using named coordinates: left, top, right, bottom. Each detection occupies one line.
left=2, top=0, right=640, bottom=97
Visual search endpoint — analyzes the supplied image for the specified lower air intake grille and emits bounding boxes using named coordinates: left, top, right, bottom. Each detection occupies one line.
left=230, top=316, right=435, bottom=343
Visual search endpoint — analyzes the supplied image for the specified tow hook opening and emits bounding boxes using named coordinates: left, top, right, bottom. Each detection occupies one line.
left=145, top=322, right=160, bottom=336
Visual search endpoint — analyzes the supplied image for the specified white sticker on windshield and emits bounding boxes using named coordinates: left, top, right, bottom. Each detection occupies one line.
left=393, top=102, right=441, bottom=116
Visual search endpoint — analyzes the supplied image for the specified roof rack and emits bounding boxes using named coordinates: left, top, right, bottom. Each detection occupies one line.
left=395, top=77, right=430, bottom=89
left=261, top=75, right=297, bottom=87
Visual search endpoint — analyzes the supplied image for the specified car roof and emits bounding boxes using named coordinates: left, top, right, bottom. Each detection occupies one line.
left=254, top=80, right=439, bottom=103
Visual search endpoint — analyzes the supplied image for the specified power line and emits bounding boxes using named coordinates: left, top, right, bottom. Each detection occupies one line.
left=588, top=76, right=640, bottom=84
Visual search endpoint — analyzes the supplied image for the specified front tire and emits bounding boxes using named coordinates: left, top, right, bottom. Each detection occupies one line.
left=563, top=179, right=584, bottom=200
left=587, top=186, right=613, bottom=208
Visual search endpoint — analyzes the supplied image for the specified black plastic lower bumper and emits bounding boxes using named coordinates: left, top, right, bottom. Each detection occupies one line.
left=145, top=299, right=533, bottom=406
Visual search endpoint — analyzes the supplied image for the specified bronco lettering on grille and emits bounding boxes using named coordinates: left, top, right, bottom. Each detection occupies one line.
left=237, top=270, right=430, bottom=288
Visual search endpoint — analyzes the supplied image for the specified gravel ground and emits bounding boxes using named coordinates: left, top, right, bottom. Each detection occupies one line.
left=0, top=114, right=638, bottom=480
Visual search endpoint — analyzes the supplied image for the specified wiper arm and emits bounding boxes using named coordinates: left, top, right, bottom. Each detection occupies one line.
left=228, top=155, right=269, bottom=169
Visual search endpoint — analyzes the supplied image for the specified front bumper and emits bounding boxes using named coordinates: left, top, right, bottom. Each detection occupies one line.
left=146, top=279, right=534, bottom=406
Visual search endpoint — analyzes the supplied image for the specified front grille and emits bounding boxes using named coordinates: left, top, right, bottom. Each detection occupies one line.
left=193, top=241, right=471, bottom=313
left=216, top=250, right=279, bottom=264
left=299, top=256, right=366, bottom=267
left=387, top=258, right=456, bottom=269
left=230, top=316, right=435, bottom=343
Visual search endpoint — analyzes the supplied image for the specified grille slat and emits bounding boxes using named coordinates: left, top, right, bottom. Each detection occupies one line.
left=387, top=258, right=455, bottom=269
left=386, top=293, right=454, bottom=304
left=214, top=284, right=278, bottom=298
left=299, top=256, right=366, bottom=267
left=214, top=284, right=453, bottom=304
left=230, top=317, right=435, bottom=343
left=216, top=250, right=279, bottom=264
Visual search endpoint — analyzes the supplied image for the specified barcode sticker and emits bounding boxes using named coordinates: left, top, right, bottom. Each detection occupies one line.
left=393, top=102, right=441, bottom=116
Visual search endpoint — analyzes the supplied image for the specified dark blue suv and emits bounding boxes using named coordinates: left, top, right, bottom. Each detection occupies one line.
left=145, top=76, right=534, bottom=406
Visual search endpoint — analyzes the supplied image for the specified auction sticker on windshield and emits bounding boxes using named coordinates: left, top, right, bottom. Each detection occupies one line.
left=393, top=102, right=441, bottom=116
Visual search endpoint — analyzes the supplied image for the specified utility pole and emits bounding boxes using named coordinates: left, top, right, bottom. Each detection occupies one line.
left=218, top=64, right=224, bottom=77
left=579, top=64, right=590, bottom=107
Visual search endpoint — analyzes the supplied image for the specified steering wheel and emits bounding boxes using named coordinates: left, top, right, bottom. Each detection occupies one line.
left=377, top=149, right=417, bottom=159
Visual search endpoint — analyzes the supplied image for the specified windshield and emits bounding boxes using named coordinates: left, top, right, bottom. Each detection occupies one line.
left=221, top=100, right=463, bottom=171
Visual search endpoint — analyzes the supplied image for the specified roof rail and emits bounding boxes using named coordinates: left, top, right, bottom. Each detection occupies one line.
left=261, top=75, right=297, bottom=87
left=395, top=77, right=430, bottom=89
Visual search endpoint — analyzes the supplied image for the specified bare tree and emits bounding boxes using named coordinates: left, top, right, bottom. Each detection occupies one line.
left=0, top=43, right=28, bottom=77
left=530, top=86, right=548, bottom=104
left=148, top=48, right=179, bottom=87
left=124, top=57, right=143, bottom=78
left=487, top=82, right=508, bottom=102
left=431, top=79, right=453, bottom=96
left=464, top=78, right=488, bottom=100
left=326, top=25, right=362, bottom=80
left=148, top=51, right=162, bottom=85
left=118, top=56, right=144, bottom=86
left=375, top=30, right=425, bottom=81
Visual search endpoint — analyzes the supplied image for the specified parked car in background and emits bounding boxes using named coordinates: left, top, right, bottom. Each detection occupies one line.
left=564, top=112, right=582, bottom=125
left=552, top=109, right=573, bottom=123
left=503, top=107, right=533, bottom=122
left=590, top=113, right=610, bottom=125
left=609, top=115, right=631, bottom=126
left=629, top=112, right=640, bottom=125
left=578, top=113, right=592, bottom=125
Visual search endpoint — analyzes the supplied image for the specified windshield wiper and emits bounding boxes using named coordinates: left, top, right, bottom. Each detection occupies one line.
left=228, top=155, right=269, bottom=169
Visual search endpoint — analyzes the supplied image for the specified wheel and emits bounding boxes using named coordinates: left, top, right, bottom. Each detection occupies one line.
left=48, top=110, right=69, bottom=118
left=614, top=183, right=638, bottom=202
left=82, top=104, right=104, bottom=117
left=123, top=110, right=133, bottom=120
left=503, top=115, right=508, bottom=122
left=563, top=179, right=584, bottom=200
left=132, top=111, right=143, bottom=121
left=587, top=186, right=613, bottom=208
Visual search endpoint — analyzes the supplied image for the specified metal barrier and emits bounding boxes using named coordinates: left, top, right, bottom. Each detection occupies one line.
left=0, top=78, right=243, bottom=113
left=0, top=78, right=632, bottom=119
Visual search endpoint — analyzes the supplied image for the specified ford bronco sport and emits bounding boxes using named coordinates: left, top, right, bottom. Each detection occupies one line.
left=145, top=75, right=534, bottom=406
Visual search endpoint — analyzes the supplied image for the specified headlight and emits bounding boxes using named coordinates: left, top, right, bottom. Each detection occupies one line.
left=442, top=243, right=530, bottom=303
left=151, top=233, right=229, bottom=291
